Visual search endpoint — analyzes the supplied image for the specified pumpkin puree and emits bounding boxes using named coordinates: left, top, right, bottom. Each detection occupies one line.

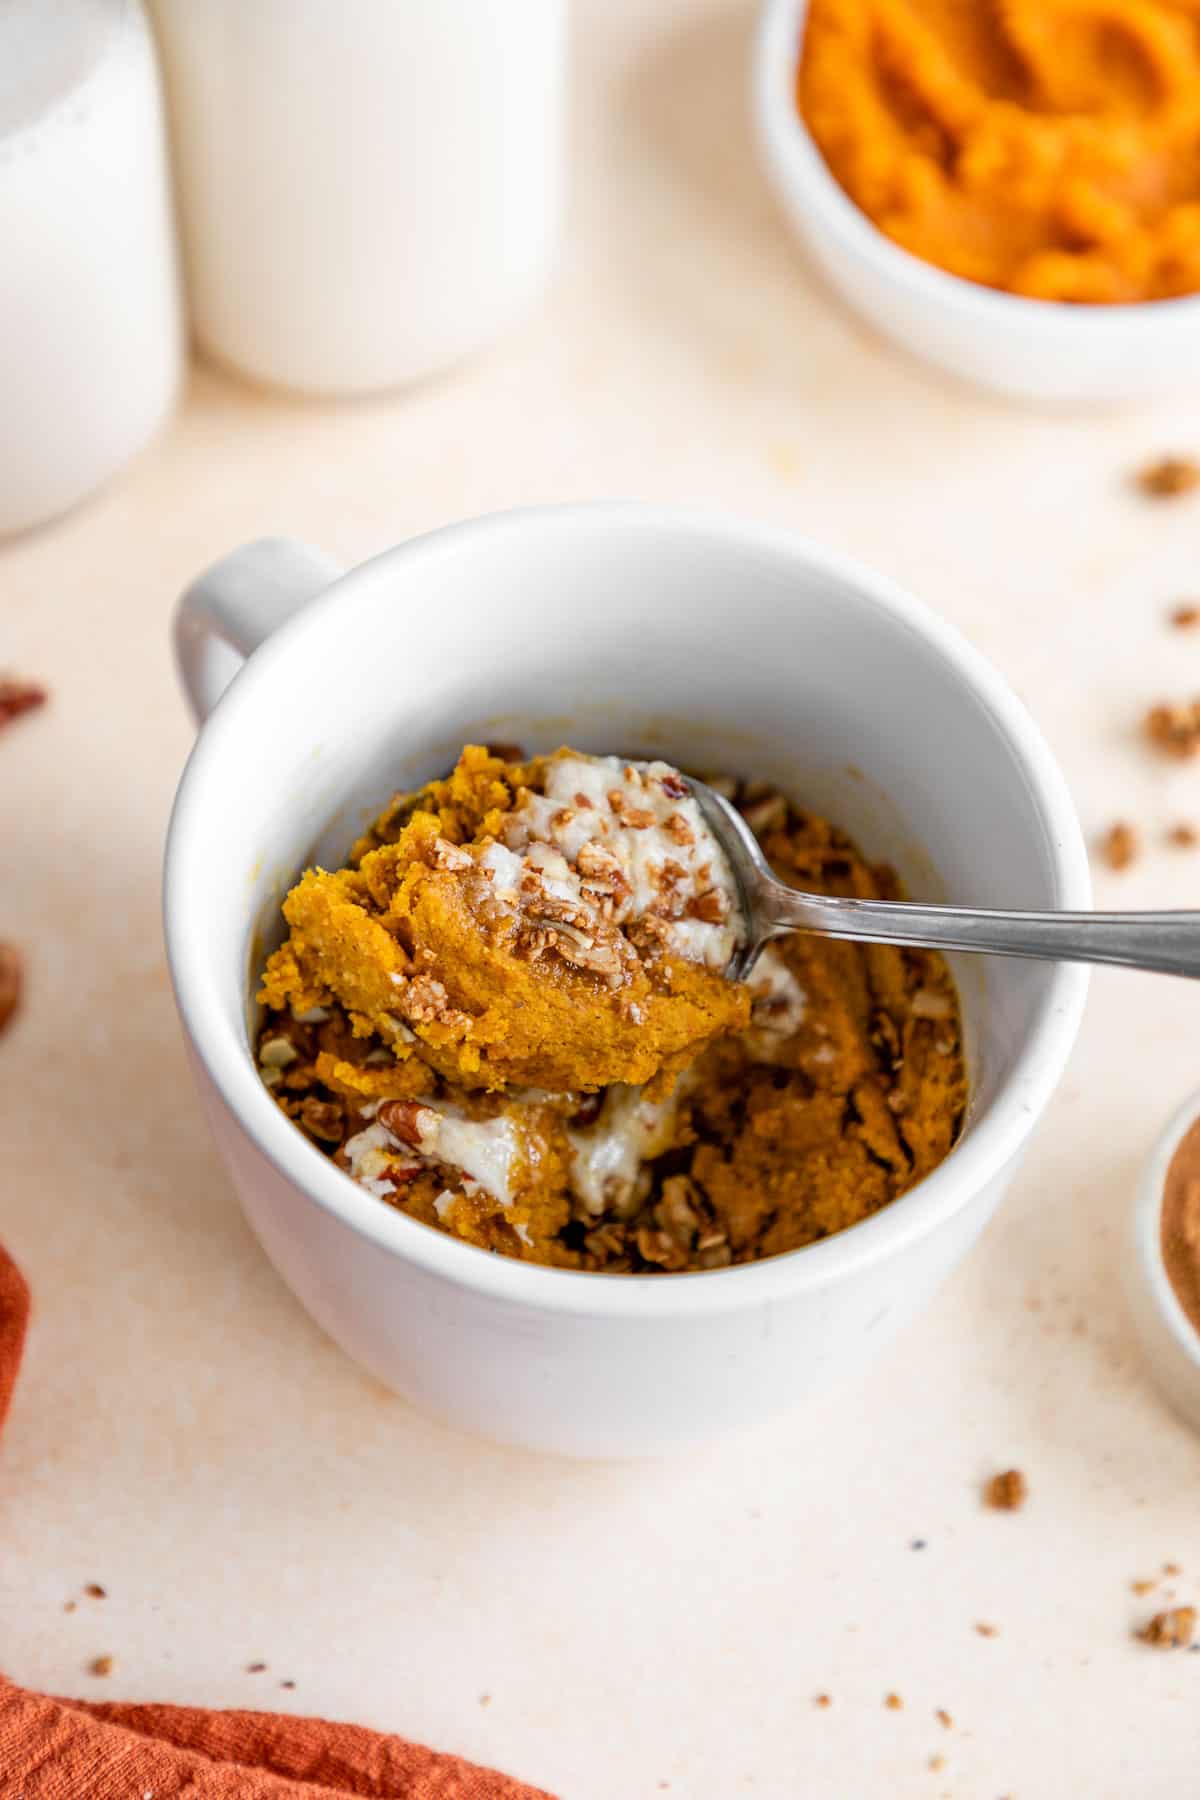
left=256, top=751, right=967, bottom=1273
left=799, top=0, right=1200, bottom=302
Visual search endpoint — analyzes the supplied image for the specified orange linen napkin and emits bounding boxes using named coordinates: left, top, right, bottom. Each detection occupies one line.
left=0, top=1245, right=555, bottom=1800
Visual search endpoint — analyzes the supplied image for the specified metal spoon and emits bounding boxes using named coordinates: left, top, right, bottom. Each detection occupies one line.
left=691, top=780, right=1200, bottom=983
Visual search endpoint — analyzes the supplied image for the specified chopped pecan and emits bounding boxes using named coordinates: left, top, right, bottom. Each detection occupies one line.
left=686, top=889, right=727, bottom=923
left=298, top=1097, right=345, bottom=1142
left=378, top=1099, right=437, bottom=1147
left=0, top=944, right=22, bottom=1038
left=1137, top=456, right=1200, bottom=498
left=666, top=813, right=695, bottom=846
left=431, top=836, right=473, bottom=871
left=983, top=1468, right=1027, bottom=1511
left=658, top=771, right=689, bottom=799
left=1146, top=702, right=1200, bottom=759
left=396, top=973, right=470, bottom=1031
left=0, top=678, right=47, bottom=732
left=1138, top=1606, right=1196, bottom=1648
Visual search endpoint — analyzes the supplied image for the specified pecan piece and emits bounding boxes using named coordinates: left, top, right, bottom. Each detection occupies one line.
left=378, top=1099, right=438, bottom=1148
left=0, top=678, right=47, bottom=732
left=0, top=944, right=21, bottom=1038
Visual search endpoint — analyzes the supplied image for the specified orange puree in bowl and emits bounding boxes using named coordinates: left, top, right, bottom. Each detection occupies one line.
left=798, top=0, right=1200, bottom=303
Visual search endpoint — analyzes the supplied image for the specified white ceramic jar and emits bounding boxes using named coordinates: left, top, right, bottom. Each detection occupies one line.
left=0, top=0, right=182, bottom=537
left=148, top=0, right=567, bottom=397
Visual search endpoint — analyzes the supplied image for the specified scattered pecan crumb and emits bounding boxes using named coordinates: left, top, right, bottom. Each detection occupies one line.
left=1165, top=1562, right=1182, bottom=1576
left=1171, top=604, right=1200, bottom=629
left=0, top=944, right=22, bottom=1038
left=1138, top=456, right=1200, bottom=498
left=0, top=677, right=47, bottom=732
left=929, top=1755, right=946, bottom=1773
left=1138, top=1606, right=1196, bottom=1648
left=884, top=1692, right=903, bottom=1710
left=1099, top=822, right=1138, bottom=870
left=63, top=1601, right=76, bottom=1613
left=935, top=1709, right=953, bottom=1729
left=974, top=1622, right=998, bottom=1638
left=85, top=1583, right=107, bottom=1599
left=89, top=1656, right=113, bottom=1678
left=1131, top=1579, right=1157, bottom=1596
left=1168, top=824, right=1198, bottom=848
left=280, top=1680, right=296, bottom=1690
left=479, top=1693, right=492, bottom=1708
left=246, top=1661, right=268, bottom=1673
left=1146, top=700, right=1200, bottom=759
left=984, top=1468, right=1027, bottom=1512
left=814, top=1694, right=831, bottom=1709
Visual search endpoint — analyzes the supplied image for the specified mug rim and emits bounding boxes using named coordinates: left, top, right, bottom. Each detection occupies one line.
left=164, top=501, right=1091, bottom=1319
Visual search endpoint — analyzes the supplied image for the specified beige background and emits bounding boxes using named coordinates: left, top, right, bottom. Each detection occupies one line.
left=4, top=2, right=1200, bottom=1795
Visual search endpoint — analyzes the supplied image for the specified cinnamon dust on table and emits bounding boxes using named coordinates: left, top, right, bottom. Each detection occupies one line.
left=1137, top=456, right=1200, bottom=498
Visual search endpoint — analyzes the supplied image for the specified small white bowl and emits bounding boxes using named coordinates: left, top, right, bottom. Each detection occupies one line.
left=753, top=0, right=1200, bottom=405
left=1129, top=1093, right=1200, bottom=1437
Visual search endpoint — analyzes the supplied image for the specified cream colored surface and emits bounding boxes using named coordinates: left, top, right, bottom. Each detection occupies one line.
left=3, top=2, right=1200, bottom=1794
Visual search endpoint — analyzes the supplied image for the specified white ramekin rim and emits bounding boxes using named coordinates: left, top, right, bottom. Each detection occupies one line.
left=165, top=500, right=1091, bottom=1320
left=753, top=0, right=1200, bottom=342
left=1134, top=1088, right=1200, bottom=1371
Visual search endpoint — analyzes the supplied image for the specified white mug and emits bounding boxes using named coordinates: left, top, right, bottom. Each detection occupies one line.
left=165, top=506, right=1090, bottom=1457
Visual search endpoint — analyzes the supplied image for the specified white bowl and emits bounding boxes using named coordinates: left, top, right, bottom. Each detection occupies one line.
left=1129, top=1092, right=1200, bottom=1436
left=754, top=0, right=1200, bottom=404
left=165, top=505, right=1090, bottom=1457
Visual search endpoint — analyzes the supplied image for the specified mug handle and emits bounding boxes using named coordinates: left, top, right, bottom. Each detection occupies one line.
left=173, top=537, right=346, bottom=724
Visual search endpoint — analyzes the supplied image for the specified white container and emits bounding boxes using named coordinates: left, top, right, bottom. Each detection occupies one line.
left=0, top=0, right=182, bottom=537
left=1128, top=1093, right=1200, bottom=1438
left=165, top=506, right=1090, bottom=1458
left=148, top=0, right=567, bottom=397
left=754, top=0, right=1200, bottom=406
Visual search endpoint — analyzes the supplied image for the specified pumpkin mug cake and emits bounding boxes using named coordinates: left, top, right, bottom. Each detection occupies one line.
left=256, top=745, right=967, bottom=1273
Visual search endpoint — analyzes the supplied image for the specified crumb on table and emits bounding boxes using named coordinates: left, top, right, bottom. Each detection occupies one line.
left=1138, top=1607, right=1196, bottom=1648
left=984, top=1468, right=1027, bottom=1511
left=1138, top=456, right=1200, bottom=498
left=89, top=1656, right=113, bottom=1678
left=0, top=676, right=47, bottom=732
left=0, top=943, right=22, bottom=1037
left=1168, top=824, right=1198, bottom=848
left=884, top=1692, right=903, bottom=1710
left=1171, top=604, right=1200, bottom=629
left=974, top=1622, right=999, bottom=1638
left=1146, top=700, right=1200, bottom=759
left=1099, top=822, right=1138, bottom=869
left=935, top=1709, right=953, bottom=1729
left=85, top=1583, right=107, bottom=1599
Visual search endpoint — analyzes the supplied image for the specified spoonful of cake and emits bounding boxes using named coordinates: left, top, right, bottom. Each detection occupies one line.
left=691, top=779, right=1200, bottom=982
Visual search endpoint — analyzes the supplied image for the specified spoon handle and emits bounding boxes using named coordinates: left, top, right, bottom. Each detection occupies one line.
left=761, top=888, right=1200, bottom=979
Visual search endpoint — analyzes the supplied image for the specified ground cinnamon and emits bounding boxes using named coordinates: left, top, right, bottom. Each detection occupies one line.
left=1162, top=1121, right=1200, bottom=1337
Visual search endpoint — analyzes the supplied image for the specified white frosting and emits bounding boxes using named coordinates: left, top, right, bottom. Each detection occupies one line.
left=567, top=1081, right=687, bottom=1217
left=494, top=754, right=740, bottom=972
left=346, top=1104, right=522, bottom=1211
left=743, top=947, right=809, bottom=1062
